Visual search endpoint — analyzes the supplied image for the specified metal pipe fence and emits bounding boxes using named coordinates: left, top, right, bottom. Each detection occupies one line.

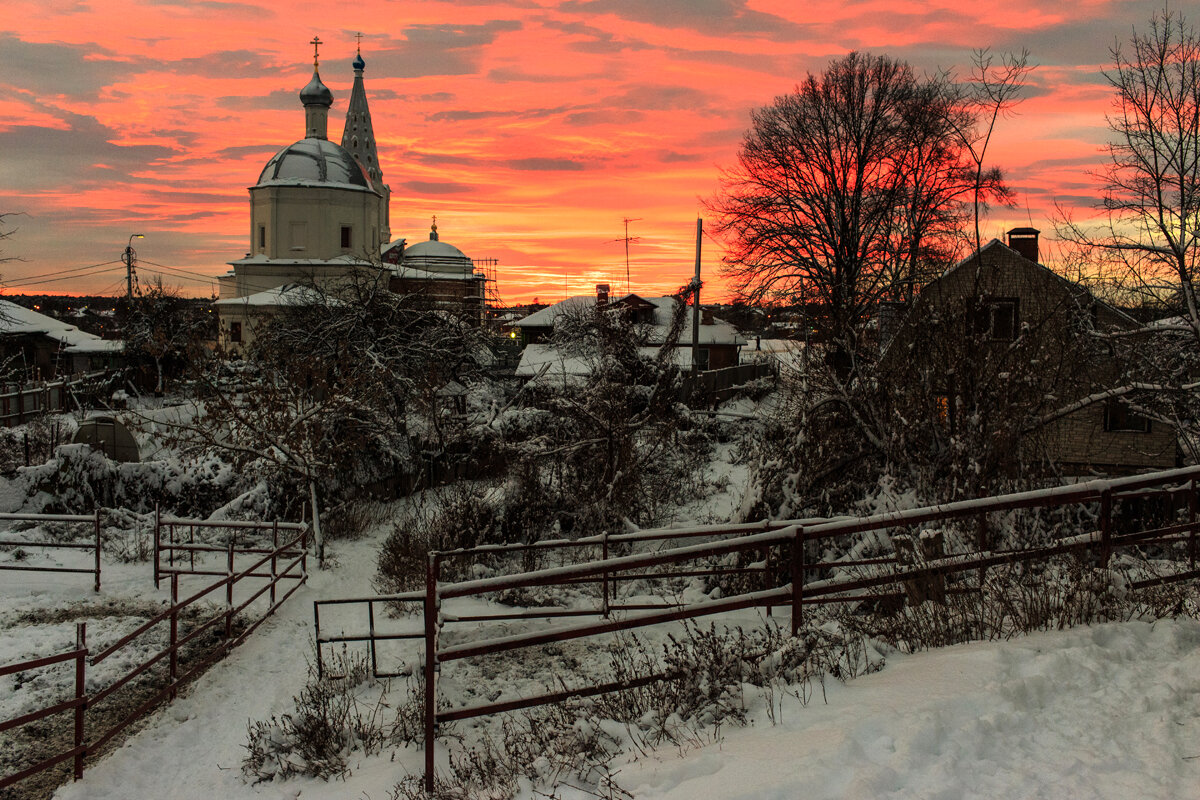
left=0, top=521, right=308, bottom=794
left=409, top=466, right=1200, bottom=791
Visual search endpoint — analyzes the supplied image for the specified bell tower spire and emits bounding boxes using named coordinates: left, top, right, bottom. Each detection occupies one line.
left=341, top=35, right=390, bottom=244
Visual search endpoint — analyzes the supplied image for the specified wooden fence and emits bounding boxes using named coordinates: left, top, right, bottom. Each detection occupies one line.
left=0, top=371, right=112, bottom=428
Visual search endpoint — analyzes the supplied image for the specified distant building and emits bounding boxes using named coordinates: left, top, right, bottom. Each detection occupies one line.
left=512, top=285, right=746, bottom=383
left=0, top=299, right=122, bottom=379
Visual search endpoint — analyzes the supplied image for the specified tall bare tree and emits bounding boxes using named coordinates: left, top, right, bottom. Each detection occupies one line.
left=1096, top=8, right=1200, bottom=333
left=710, top=52, right=1020, bottom=371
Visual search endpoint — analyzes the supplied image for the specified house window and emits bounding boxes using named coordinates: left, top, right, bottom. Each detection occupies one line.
left=340, top=226, right=352, bottom=249
left=696, top=348, right=710, bottom=371
left=1104, top=400, right=1151, bottom=433
left=230, top=322, right=242, bottom=343
left=258, top=225, right=266, bottom=251
left=968, top=298, right=1019, bottom=340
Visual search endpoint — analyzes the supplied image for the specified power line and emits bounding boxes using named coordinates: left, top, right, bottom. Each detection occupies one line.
left=3, top=259, right=124, bottom=282
left=2, top=266, right=125, bottom=289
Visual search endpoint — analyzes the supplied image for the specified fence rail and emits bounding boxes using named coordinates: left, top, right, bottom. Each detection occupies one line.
left=404, top=465, right=1200, bottom=791
left=0, top=518, right=308, bottom=794
left=0, top=509, right=102, bottom=590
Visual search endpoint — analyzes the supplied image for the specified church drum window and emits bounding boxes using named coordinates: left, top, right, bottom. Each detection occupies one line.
left=341, top=226, right=352, bottom=249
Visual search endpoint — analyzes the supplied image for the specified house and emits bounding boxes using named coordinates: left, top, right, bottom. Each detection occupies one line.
left=0, top=299, right=123, bottom=379
left=512, top=285, right=746, bottom=383
left=883, top=228, right=1178, bottom=474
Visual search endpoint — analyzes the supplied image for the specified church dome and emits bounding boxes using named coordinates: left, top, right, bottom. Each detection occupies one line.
left=256, top=138, right=372, bottom=189
left=401, top=221, right=474, bottom=274
left=299, top=71, right=333, bottom=107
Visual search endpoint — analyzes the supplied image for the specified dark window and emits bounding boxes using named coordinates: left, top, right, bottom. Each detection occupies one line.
left=230, top=322, right=242, bottom=343
left=258, top=225, right=265, bottom=250
left=696, top=348, right=710, bottom=370
left=340, top=226, right=352, bottom=249
left=968, top=298, right=1019, bottom=340
left=1104, top=400, right=1151, bottom=433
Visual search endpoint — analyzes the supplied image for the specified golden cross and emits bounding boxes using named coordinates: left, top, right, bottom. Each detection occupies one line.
left=310, top=35, right=322, bottom=69
left=355, top=32, right=363, bottom=55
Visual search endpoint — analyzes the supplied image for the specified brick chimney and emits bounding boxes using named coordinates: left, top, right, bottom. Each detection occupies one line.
left=1007, top=227, right=1040, bottom=263
left=701, top=306, right=714, bottom=325
left=596, top=283, right=610, bottom=307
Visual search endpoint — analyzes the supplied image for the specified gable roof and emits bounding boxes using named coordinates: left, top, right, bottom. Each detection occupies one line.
left=0, top=299, right=122, bottom=353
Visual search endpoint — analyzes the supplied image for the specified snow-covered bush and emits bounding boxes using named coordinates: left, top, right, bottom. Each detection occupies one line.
left=243, top=650, right=396, bottom=783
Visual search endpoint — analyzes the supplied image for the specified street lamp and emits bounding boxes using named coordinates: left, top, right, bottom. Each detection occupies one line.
left=124, top=234, right=144, bottom=306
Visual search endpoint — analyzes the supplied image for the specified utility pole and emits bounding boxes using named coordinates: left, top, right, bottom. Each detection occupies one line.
left=691, top=217, right=702, bottom=373
left=124, top=233, right=144, bottom=308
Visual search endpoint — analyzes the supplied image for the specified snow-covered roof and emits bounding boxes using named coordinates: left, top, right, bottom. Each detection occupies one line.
left=255, top=137, right=374, bottom=193
left=0, top=299, right=122, bottom=352
left=516, top=342, right=704, bottom=383
left=213, top=283, right=330, bottom=308
left=514, top=295, right=746, bottom=346
left=391, top=265, right=485, bottom=282
left=226, top=253, right=377, bottom=268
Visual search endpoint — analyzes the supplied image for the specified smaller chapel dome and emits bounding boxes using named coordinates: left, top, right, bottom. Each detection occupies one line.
left=401, top=220, right=474, bottom=274
left=299, top=71, right=333, bottom=107
left=257, top=138, right=371, bottom=189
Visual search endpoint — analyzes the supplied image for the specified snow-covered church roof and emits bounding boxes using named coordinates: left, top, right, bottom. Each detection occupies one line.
left=256, top=138, right=373, bottom=192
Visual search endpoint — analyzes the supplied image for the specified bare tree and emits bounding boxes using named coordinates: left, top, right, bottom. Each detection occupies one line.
left=710, top=52, right=1020, bottom=369
left=124, top=277, right=212, bottom=397
left=161, top=272, right=490, bottom=560
left=1052, top=9, right=1200, bottom=457
left=1097, top=9, right=1200, bottom=331
left=0, top=212, right=21, bottom=265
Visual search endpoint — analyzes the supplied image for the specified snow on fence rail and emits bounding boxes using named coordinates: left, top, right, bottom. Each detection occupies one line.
left=408, top=466, right=1200, bottom=791
left=0, top=520, right=309, bottom=795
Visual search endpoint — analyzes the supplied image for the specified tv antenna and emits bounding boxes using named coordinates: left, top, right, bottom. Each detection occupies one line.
left=606, top=217, right=641, bottom=296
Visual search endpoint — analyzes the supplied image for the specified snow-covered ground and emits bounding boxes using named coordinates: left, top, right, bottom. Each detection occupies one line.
left=2, top=419, right=1196, bottom=799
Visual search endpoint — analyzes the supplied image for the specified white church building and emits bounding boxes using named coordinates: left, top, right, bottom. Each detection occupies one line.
left=217, top=42, right=486, bottom=352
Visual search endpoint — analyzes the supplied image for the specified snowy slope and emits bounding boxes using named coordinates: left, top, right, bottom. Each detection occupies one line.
left=615, top=619, right=1200, bottom=800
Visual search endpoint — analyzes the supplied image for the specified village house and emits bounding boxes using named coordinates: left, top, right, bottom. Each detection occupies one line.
left=883, top=228, right=1178, bottom=474
left=512, top=285, right=746, bottom=384
left=0, top=299, right=123, bottom=380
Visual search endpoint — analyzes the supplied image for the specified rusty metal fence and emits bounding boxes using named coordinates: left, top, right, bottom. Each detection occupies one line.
left=408, top=466, right=1200, bottom=790
left=0, top=510, right=102, bottom=591
left=0, top=520, right=308, bottom=794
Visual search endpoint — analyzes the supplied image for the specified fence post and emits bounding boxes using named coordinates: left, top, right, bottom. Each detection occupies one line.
left=763, top=545, right=772, bottom=617
left=790, top=527, right=804, bottom=637
left=270, top=520, right=279, bottom=607
left=169, top=573, right=178, bottom=700
left=424, top=554, right=441, bottom=794
left=153, top=505, right=160, bottom=589
left=225, top=537, right=235, bottom=639
left=313, top=602, right=323, bottom=680
left=1099, top=489, right=1113, bottom=567
left=1190, top=479, right=1197, bottom=572
left=93, top=508, right=101, bottom=592
left=976, top=512, right=988, bottom=593
left=601, top=530, right=610, bottom=619
left=74, top=622, right=87, bottom=781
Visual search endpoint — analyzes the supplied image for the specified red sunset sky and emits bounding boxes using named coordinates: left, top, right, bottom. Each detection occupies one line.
left=0, top=0, right=1172, bottom=304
